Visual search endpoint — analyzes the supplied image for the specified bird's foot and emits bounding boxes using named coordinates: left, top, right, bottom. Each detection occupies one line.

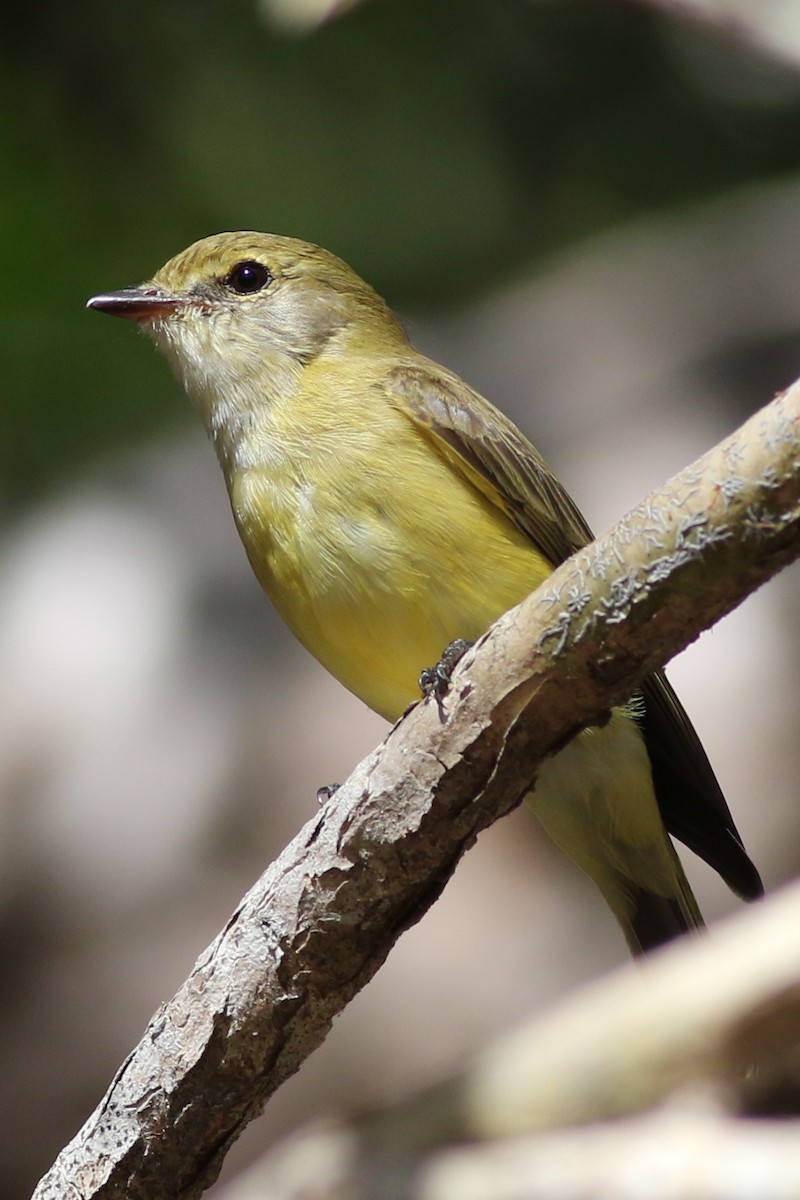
left=419, top=639, right=474, bottom=701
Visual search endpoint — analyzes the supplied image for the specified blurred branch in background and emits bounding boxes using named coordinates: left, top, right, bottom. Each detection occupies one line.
left=32, top=381, right=800, bottom=1199
left=258, top=0, right=800, bottom=68
left=215, top=881, right=800, bottom=1200
left=259, top=0, right=357, bottom=35
left=657, top=0, right=800, bottom=68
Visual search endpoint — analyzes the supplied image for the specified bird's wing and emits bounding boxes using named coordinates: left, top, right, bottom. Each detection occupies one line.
left=385, top=361, right=592, bottom=565
left=386, top=360, right=763, bottom=900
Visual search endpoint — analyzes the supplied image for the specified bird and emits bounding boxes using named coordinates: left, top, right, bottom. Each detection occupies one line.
left=87, top=231, right=763, bottom=954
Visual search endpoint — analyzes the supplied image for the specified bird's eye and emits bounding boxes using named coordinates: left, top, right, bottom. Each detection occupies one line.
left=223, top=260, right=273, bottom=295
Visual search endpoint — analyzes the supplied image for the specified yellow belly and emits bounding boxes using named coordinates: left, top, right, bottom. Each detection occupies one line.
left=230, top=441, right=550, bottom=720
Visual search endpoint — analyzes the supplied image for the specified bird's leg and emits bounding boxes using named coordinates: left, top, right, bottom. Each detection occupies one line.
left=419, top=638, right=474, bottom=701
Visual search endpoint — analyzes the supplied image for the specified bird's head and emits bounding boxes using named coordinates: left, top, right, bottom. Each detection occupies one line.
left=88, top=232, right=407, bottom=423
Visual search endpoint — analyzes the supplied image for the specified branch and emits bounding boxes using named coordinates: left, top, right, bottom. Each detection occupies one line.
left=232, top=1111, right=800, bottom=1200
left=33, top=382, right=800, bottom=1199
left=213, top=879, right=800, bottom=1200
left=421, top=1113, right=800, bottom=1200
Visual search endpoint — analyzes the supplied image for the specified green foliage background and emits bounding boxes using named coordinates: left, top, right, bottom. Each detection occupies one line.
left=4, top=0, right=800, bottom=506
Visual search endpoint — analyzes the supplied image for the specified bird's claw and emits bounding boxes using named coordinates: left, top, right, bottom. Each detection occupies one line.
left=419, top=638, right=473, bottom=701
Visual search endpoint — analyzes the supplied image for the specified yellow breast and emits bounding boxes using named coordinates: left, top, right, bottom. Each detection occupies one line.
left=227, top=370, right=551, bottom=720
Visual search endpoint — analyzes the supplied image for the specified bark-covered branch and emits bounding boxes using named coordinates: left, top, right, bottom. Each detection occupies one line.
left=33, top=382, right=800, bottom=1199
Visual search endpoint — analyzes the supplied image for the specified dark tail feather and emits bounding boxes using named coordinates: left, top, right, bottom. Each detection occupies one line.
left=625, top=887, right=704, bottom=957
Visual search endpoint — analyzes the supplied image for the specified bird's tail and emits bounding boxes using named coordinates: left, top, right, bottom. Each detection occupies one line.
left=527, top=712, right=706, bottom=956
left=619, top=843, right=704, bottom=955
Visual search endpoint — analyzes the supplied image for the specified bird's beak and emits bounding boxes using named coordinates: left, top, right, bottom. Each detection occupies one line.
left=86, top=286, right=181, bottom=323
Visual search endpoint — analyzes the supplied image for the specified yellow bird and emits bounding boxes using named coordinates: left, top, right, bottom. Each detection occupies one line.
left=88, top=232, right=762, bottom=954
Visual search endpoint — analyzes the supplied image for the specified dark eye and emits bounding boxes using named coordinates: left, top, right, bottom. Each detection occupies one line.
left=223, top=260, right=273, bottom=295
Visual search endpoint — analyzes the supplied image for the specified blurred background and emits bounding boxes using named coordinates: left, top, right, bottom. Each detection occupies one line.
left=3, top=0, right=800, bottom=1195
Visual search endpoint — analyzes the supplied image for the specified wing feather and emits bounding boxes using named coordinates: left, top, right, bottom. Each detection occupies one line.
left=386, top=361, right=762, bottom=900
